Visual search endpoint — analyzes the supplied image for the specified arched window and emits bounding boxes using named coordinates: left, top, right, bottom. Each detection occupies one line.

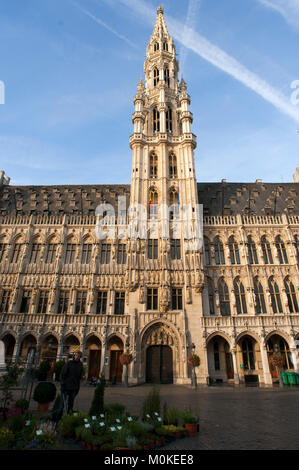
left=149, top=188, right=158, bottom=217
left=164, top=67, right=170, bottom=87
left=254, top=278, right=267, bottom=314
left=204, top=238, right=210, bottom=265
left=154, top=42, right=159, bottom=52
left=218, top=279, right=230, bottom=316
left=242, top=339, right=255, bottom=370
left=275, top=236, right=288, bottom=264
left=234, top=279, right=247, bottom=314
left=294, top=235, right=299, bottom=263
left=169, top=188, right=179, bottom=220
left=261, top=236, right=273, bottom=264
left=248, top=236, right=258, bottom=265
left=268, top=278, right=282, bottom=314
left=163, top=41, right=168, bottom=51
left=0, top=240, right=7, bottom=264
left=46, top=238, right=57, bottom=264
left=229, top=236, right=240, bottom=265
left=153, top=68, right=159, bottom=87
left=11, top=238, right=22, bottom=264
left=284, top=277, right=299, bottom=313
left=169, top=153, right=177, bottom=178
left=166, top=107, right=172, bottom=133
left=153, top=107, right=160, bottom=133
left=267, top=338, right=293, bottom=370
left=208, top=278, right=215, bottom=315
left=214, top=237, right=225, bottom=265
left=30, top=242, right=41, bottom=263
left=150, top=153, right=158, bottom=178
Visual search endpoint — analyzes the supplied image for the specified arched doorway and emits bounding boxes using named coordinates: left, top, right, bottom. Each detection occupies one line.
left=236, top=335, right=260, bottom=385
left=40, top=335, right=58, bottom=376
left=108, top=336, right=123, bottom=383
left=85, top=335, right=101, bottom=379
left=143, top=323, right=175, bottom=384
left=267, top=334, right=294, bottom=380
left=207, top=335, right=233, bottom=382
left=1, top=334, right=15, bottom=362
left=146, top=345, right=173, bottom=384
left=63, top=335, right=81, bottom=357
left=20, top=334, right=37, bottom=361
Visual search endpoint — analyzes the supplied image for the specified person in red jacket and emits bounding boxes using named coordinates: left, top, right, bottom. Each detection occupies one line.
left=59, top=351, right=83, bottom=415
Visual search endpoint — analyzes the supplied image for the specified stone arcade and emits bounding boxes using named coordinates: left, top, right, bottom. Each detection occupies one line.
left=0, top=7, right=298, bottom=386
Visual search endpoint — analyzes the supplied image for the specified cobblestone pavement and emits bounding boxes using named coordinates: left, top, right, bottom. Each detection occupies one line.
left=26, top=383, right=299, bottom=450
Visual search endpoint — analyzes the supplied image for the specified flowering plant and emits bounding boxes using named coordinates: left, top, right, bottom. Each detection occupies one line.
left=269, top=353, right=285, bottom=369
left=188, top=354, right=200, bottom=367
left=119, top=353, right=133, bottom=366
left=0, top=427, right=14, bottom=447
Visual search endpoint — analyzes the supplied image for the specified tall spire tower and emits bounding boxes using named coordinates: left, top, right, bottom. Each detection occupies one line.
left=128, top=6, right=204, bottom=385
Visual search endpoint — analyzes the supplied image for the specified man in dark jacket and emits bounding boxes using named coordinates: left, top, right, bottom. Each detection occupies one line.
left=59, top=351, right=83, bottom=414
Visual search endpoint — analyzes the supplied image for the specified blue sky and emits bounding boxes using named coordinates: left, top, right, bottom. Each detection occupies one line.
left=0, top=0, right=298, bottom=185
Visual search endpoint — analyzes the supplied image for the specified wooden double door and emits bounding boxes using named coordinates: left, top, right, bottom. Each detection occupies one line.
left=88, top=350, right=101, bottom=379
left=146, top=345, right=173, bottom=384
left=109, top=350, right=123, bottom=383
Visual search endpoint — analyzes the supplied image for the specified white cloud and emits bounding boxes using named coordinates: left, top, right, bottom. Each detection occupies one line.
left=256, top=0, right=299, bottom=29
left=71, top=0, right=138, bottom=49
left=116, top=0, right=299, bottom=124
left=179, top=0, right=201, bottom=77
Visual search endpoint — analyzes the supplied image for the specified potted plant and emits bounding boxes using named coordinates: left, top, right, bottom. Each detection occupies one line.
left=269, top=353, right=285, bottom=387
left=36, top=360, right=51, bottom=381
left=53, top=360, right=65, bottom=382
left=181, top=409, right=199, bottom=437
left=119, top=352, right=133, bottom=387
left=188, top=354, right=200, bottom=389
left=163, top=405, right=180, bottom=426
left=32, top=381, right=56, bottom=414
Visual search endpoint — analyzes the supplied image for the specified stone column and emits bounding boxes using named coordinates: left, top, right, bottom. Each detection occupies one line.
left=290, top=348, right=298, bottom=371
left=260, top=342, right=273, bottom=386
left=231, top=348, right=240, bottom=384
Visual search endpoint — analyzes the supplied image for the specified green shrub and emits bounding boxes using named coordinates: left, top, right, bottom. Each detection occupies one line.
left=15, top=398, right=29, bottom=412
left=53, top=361, right=65, bottom=382
left=36, top=360, right=51, bottom=381
left=58, top=412, right=87, bottom=436
left=104, top=402, right=126, bottom=416
left=164, top=406, right=180, bottom=426
left=181, top=408, right=199, bottom=424
left=141, top=386, right=160, bottom=420
left=89, top=374, right=106, bottom=416
left=33, top=381, right=56, bottom=404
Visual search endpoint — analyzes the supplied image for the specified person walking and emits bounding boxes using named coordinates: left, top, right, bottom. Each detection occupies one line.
left=59, top=351, right=83, bottom=415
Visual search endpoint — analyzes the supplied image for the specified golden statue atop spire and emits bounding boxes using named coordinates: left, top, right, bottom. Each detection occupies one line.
left=157, top=5, right=164, bottom=15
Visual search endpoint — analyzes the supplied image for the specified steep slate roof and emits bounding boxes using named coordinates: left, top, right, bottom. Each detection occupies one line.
left=0, top=182, right=298, bottom=216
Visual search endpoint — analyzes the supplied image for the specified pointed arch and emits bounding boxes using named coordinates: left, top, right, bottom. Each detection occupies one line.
left=149, top=152, right=158, bottom=178
left=261, top=236, right=273, bottom=264
left=233, top=277, right=247, bottom=314
left=275, top=235, right=288, bottom=264
left=253, top=277, right=267, bottom=314
left=214, top=236, right=225, bottom=265
left=153, top=107, right=160, bottom=133
left=268, top=276, right=283, bottom=314
left=169, top=152, right=177, bottom=178
left=218, top=278, right=231, bottom=316
left=247, top=235, right=258, bottom=264
left=284, top=276, right=299, bottom=313
left=153, top=67, right=159, bottom=87
left=229, top=236, right=240, bottom=265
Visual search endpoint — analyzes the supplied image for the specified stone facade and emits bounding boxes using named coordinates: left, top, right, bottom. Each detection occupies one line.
left=0, top=7, right=298, bottom=386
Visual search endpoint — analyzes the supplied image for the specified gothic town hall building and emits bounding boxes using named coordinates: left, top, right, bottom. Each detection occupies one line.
left=0, top=7, right=299, bottom=386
